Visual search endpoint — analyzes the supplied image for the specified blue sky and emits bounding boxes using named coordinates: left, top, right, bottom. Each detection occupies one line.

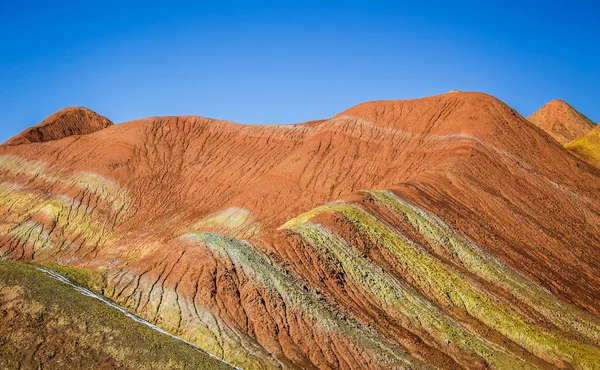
left=1, top=1, right=598, bottom=142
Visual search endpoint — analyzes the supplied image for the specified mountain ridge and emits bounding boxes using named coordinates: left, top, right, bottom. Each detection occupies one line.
left=0, top=91, right=599, bottom=369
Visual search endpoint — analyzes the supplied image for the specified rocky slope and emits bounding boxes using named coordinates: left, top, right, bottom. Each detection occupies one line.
left=2, top=107, right=113, bottom=146
left=528, top=99, right=596, bottom=145
left=0, top=92, right=599, bottom=369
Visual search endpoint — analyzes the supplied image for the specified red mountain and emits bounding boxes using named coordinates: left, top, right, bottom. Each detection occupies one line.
left=2, top=106, right=113, bottom=146
left=1, top=92, right=599, bottom=369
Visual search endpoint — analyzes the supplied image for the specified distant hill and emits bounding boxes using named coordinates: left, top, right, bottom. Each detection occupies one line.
left=528, top=99, right=595, bottom=145
left=2, top=106, right=112, bottom=146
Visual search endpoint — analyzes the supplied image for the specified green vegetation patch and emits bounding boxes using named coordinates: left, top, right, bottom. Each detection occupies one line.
left=41, top=263, right=107, bottom=293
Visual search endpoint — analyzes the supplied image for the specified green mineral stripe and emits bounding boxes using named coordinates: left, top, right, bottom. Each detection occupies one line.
left=367, top=189, right=600, bottom=346
left=283, top=202, right=600, bottom=369
left=0, top=155, right=131, bottom=213
left=188, top=231, right=428, bottom=369
left=291, top=222, right=534, bottom=370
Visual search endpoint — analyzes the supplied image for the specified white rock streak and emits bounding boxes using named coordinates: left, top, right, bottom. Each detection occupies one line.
left=36, top=266, right=241, bottom=370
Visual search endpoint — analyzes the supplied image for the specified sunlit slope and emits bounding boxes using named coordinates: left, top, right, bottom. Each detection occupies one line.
left=566, top=125, right=600, bottom=169
left=280, top=190, right=600, bottom=369
left=1, top=92, right=600, bottom=369
left=528, top=100, right=595, bottom=145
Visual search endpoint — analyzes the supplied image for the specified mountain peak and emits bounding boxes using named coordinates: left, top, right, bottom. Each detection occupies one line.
left=528, top=100, right=595, bottom=145
left=3, top=106, right=112, bottom=146
left=333, top=91, right=519, bottom=138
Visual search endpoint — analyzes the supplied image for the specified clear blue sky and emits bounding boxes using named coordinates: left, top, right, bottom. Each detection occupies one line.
left=1, top=1, right=598, bottom=142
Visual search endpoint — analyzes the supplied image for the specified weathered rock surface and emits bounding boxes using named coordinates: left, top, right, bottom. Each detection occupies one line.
left=0, top=92, right=599, bottom=369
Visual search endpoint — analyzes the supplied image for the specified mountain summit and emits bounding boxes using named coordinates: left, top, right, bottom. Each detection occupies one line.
left=527, top=99, right=595, bottom=145
left=3, top=106, right=112, bottom=146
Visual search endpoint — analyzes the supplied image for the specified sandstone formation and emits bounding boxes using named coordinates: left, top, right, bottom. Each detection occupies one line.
left=528, top=99, right=596, bottom=145
left=0, top=92, right=599, bottom=369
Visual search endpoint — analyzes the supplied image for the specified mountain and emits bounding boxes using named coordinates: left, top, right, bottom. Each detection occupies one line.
left=527, top=99, right=596, bottom=145
left=566, top=124, right=600, bottom=169
left=1, top=92, right=599, bottom=369
left=2, top=107, right=113, bottom=146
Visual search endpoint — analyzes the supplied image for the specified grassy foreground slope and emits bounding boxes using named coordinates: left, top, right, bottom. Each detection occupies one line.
left=0, top=260, right=232, bottom=370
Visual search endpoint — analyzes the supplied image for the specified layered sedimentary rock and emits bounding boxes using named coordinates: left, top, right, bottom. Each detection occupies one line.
left=1, top=92, right=600, bottom=369
left=528, top=99, right=595, bottom=145
left=0, top=260, right=233, bottom=369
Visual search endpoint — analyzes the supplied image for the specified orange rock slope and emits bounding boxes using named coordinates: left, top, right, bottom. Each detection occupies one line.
left=528, top=99, right=596, bottom=145
left=1, top=92, right=600, bottom=369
